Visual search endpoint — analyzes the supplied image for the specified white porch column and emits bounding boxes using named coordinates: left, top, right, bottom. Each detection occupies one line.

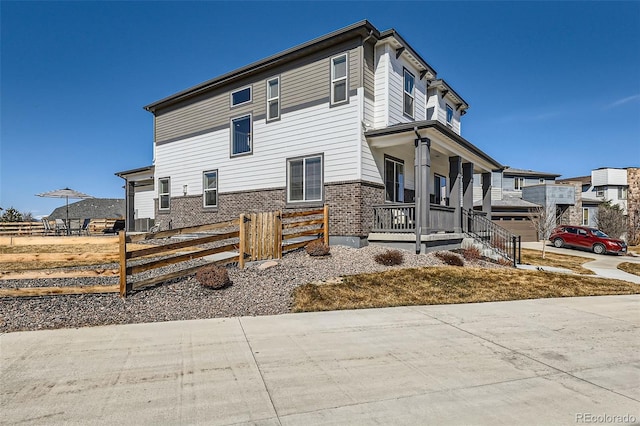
left=482, top=172, right=492, bottom=217
left=462, top=162, right=474, bottom=213
left=449, top=156, right=462, bottom=232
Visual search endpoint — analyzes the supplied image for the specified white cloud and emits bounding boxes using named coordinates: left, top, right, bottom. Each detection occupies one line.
left=604, top=94, right=640, bottom=110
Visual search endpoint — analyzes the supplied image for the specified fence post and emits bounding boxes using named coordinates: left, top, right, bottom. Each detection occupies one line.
left=512, top=235, right=517, bottom=268
left=275, top=210, right=282, bottom=259
left=518, top=235, right=522, bottom=264
left=323, top=204, right=330, bottom=245
left=239, top=214, right=246, bottom=269
left=119, top=230, right=127, bottom=297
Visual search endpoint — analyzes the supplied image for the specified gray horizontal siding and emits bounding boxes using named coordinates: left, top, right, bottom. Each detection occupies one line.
left=154, top=39, right=362, bottom=145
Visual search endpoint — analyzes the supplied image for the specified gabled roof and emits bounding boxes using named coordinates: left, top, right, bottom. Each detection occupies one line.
left=503, top=167, right=561, bottom=178
left=144, top=20, right=438, bottom=113
left=47, top=198, right=125, bottom=220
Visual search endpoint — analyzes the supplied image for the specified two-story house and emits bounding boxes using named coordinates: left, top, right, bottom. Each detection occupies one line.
left=117, top=21, right=502, bottom=251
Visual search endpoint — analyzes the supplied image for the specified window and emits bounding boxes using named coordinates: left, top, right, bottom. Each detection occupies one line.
left=514, top=177, right=525, bottom=190
left=231, top=115, right=252, bottom=156
left=582, top=208, right=589, bottom=226
left=203, top=170, right=218, bottom=208
left=159, top=177, right=170, bottom=211
left=596, top=187, right=604, bottom=198
left=433, top=174, right=447, bottom=205
left=618, top=187, right=628, bottom=200
left=231, top=86, right=251, bottom=106
left=384, top=157, right=404, bottom=202
left=446, top=104, right=453, bottom=125
left=331, top=54, right=348, bottom=104
left=403, top=69, right=415, bottom=118
left=266, top=77, right=280, bottom=121
left=539, top=178, right=546, bottom=184
left=288, top=155, right=323, bottom=202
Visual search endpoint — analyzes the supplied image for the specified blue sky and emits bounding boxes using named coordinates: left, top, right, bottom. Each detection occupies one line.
left=2, top=1, right=639, bottom=218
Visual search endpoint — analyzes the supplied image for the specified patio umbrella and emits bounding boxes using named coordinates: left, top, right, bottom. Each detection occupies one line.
left=36, top=188, right=94, bottom=234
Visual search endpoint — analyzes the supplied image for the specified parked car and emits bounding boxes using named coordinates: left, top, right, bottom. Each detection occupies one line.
left=549, top=225, right=627, bottom=255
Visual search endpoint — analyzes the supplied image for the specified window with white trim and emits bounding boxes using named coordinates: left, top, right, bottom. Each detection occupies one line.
left=266, top=77, right=280, bottom=121
left=231, top=115, right=252, bottom=156
left=203, top=170, right=218, bottom=208
left=384, top=157, right=405, bottom=202
left=331, top=54, right=348, bottom=105
left=403, top=69, right=415, bottom=118
left=231, top=86, right=251, bottom=106
left=159, top=177, right=170, bottom=210
left=446, top=104, right=453, bottom=125
left=596, top=187, right=604, bottom=198
left=514, top=177, right=525, bottom=190
left=288, top=155, right=323, bottom=202
left=618, top=187, right=627, bottom=200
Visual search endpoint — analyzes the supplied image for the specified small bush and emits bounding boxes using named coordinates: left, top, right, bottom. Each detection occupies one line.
left=374, top=249, right=404, bottom=266
left=435, top=251, right=465, bottom=266
left=497, top=257, right=514, bottom=267
left=306, top=240, right=331, bottom=256
left=196, top=265, right=232, bottom=289
left=462, top=246, right=482, bottom=262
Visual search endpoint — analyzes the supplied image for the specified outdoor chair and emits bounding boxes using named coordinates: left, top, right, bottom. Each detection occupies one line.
left=54, top=219, right=68, bottom=235
left=103, top=219, right=126, bottom=234
left=42, top=218, right=53, bottom=236
left=80, top=218, right=91, bottom=235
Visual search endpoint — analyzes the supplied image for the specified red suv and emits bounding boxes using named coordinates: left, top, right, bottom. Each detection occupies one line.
left=549, top=225, right=627, bottom=255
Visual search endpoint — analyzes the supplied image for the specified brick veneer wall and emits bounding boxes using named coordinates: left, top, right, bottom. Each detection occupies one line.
left=627, top=168, right=640, bottom=244
left=154, top=180, right=385, bottom=238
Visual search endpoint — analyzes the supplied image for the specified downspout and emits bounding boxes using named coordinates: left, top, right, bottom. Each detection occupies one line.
left=414, top=127, right=421, bottom=254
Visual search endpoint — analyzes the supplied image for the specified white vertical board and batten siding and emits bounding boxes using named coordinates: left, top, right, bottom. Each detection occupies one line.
left=155, top=97, right=361, bottom=196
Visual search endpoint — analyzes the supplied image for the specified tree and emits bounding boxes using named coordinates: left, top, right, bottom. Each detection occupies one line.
left=528, top=203, right=557, bottom=259
left=21, top=211, right=35, bottom=222
left=595, top=201, right=627, bottom=239
left=628, top=205, right=640, bottom=245
left=0, top=207, right=23, bottom=222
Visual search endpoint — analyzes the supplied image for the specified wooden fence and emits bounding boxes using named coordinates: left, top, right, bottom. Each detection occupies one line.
left=0, top=206, right=329, bottom=298
left=0, top=219, right=123, bottom=236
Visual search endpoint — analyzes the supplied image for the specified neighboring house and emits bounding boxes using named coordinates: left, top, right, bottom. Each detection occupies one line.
left=117, top=21, right=503, bottom=249
left=558, top=167, right=634, bottom=229
left=473, top=167, right=573, bottom=241
left=115, top=166, right=155, bottom=231
left=46, top=199, right=125, bottom=221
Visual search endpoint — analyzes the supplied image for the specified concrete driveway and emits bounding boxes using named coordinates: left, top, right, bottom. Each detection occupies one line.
left=2, top=296, right=639, bottom=425
left=522, top=241, right=640, bottom=284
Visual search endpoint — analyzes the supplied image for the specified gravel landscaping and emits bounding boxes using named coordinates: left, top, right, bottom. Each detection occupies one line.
left=0, top=244, right=502, bottom=333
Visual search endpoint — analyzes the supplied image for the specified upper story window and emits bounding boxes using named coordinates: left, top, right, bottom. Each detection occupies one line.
left=231, top=86, right=252, bottom=107
left=331, top=54, right=348, bottom=105
left=403, top=69, right=415, bottom=118
left=231, top=115, right=252, bottom=156
left=596, top=187, right=604, bottom=198
left=618, top=187, right=628, bottom=200
left=288, top=155, right=323, bottom=202
left=159, top=177, right=170, bottom=211
left=266, top=77, right=280, bottom=121
left=203, top=170, right=218, bottom=208
left=514, top=177, right=525, bottom=190
left=384, top=156, right=404, bottom=202
left=446, top=104, right=453, bottom=125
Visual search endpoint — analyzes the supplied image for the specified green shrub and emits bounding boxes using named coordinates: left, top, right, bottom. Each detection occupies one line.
left=306, top=240, right=331, bottom=256
left=374, top=249, right=404, bottom=266
left=196, top=265, right=232, bottom=289
left=435, top=251, right=465, bottom=266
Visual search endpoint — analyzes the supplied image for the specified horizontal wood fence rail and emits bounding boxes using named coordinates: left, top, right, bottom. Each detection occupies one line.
left=126, top=231, right=239, bottom=260
left=0, top=222, right=46, bottom=236
left=127, top=242, right=238, bottom=275
left=0, top=285, right=119, bottom=297
left=126, top=219, right=239, bottom=243
left=0, top=253, right=119, bottom=263
left=0, top=268, right=119, bottom=281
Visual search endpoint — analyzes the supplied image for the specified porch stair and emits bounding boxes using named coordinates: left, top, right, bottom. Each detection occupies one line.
left=462, top=209, right=521, bottom=265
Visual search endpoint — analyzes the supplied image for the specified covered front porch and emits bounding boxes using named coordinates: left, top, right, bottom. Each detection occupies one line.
left=364, top=120, right=503, bottom=253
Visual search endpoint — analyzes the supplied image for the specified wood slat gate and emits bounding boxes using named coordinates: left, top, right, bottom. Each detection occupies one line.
left=239, top=211, right=282, bottom=266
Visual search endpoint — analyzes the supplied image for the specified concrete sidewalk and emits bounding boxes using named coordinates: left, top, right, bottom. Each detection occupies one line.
left=2, top=296, right=639, bottom=425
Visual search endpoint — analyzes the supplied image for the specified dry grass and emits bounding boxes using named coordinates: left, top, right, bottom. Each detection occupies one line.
left=618, top=262, right=640, bottom=276
left=292, top=266, right=640, bottom=313
left=520, top=248, right=595, bottom=275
